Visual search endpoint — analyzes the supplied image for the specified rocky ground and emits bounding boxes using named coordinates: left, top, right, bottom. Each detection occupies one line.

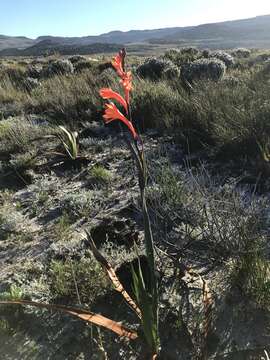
left=0, top=113, right=269, bottom=359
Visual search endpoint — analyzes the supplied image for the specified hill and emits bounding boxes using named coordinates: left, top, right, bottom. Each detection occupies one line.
left=1, top=15, right=270, bottom=56
left=0, top=35, right=34, bottom=50
left=0, top=40, right=122, bottom=56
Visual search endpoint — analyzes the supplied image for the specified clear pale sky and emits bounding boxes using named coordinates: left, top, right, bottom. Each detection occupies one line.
left=1, top=0, right=270, bottom=38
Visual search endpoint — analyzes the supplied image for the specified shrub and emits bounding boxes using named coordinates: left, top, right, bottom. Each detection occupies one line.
left=68, top=55, right=87, bottom=64
left=164, top=47, right=201, bottom=66
left=0, top=284, right=25, bottom=301
left=236, top=252, right=270, bottom=309
left=147, top=161, right=268, bottom=258
left=26, top=65, right=43, bottom=79
left=232, top=48, right=251, bottom=58
left=201, top=49, right=211, bottom=58
left=210, top=51, right=235, bottom=68
left=1, top=65, right=26, bottom=84
left=9, top=151, right=38, bottom=172
left=89, top=165, right=112, bottom=186
left=53, top=211, right=72, bottom=241
left=221, top=75, right=242, bottom=87
left=0, top=116, right=49, bottom=155
left=41, top=59, right=74, bottom=78
left=132, top=79, right=184, bottom=129
left=181, top=58, right=226, bottom=83
left=22, top=77, right=40, bottom=92
left=136, top=57, right=180, bottom=80
left=180, top=46, right=200, bottom=56
left=60, top=191, right=93, bottom=220
left=0, top=76, right=27, bottom=106
left=29, top=71, right=102, bottom=123
left=49, top=257, right=110, bottom=303
left=60, top=189, right=105, bottom=221
left=74, top=60, right=93, bottom=73
left=253, top=53, right=270, bottom=64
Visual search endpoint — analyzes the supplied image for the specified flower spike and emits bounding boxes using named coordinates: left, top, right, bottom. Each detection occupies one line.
left=111, top=49, right=126, bottom=78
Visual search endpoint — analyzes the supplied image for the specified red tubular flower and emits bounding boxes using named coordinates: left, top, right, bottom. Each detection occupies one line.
left=99, top=88, right=128, bottom=113
left=120, top=71, right=132, bottom=104
left=111, top=50, right=125, bottom=77
left=103, top=103, right=138, bottom=139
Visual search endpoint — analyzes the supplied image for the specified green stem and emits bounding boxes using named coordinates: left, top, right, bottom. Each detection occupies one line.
left=138, top=153, right=159, bottom=353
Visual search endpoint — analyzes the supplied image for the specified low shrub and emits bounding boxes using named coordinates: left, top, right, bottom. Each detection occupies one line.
left=181, top=58, right=226, bottom=83
left=60, top=191, right=93, bottom=220
left=41, top=59, right=74, bottom=78
left=136, top=57, right=180, bottom=80
left=0, top=116, right=48, bottom=155
left=49, top=257, right=110, bottom=303
left=68, top=55, right=87, bottom=64
left=164, top=47, right=201, bottom=66
left=236, top=252, right=270, bottom=309
left=89, top=165, right=112, bottom=185
left=0, top=65, right=26, bottom=84
left=29, top=71, right=102, bottom=124
left=232, top=48, right=251, bottom=58
left=210, top=51, right=235, bottom=68
left=73, top=60, right=93, bottom=73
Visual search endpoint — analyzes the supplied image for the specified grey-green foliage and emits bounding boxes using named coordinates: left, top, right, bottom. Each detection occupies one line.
left=232, top=48, right=251, bottom=58
left=49, top=257, right=109, bottom=303
left=23, top=77, right=40, bottom=91
left=68, top=55, right=93, bottom=73
left=27, top=64, right=43, bottom=79
left=181, top=58, right=226, bottom=83
left=89, top=165, right=112, bottom=185
left=136, top=57, right=180, bottom=80
left=68, top=55, right=87, bottom=64
left=164, top=47, right=201, bottom=67
left=41, top=59, right=74, bottom=78
left=210, top=51, right=235, bottom=68
left=221, top=75, right=242, bottom=87
left=0, top=284, right=24, bottom=301
left=9, top=151, right=37, bottom=171
left=253, top=53, right=270, bottom=64
left=1, top=66, right=26, bottom=85
left=0, top=117, right=49, bottom=154
left=74, top=60, right=93, bottom=73
left=60, top=190, right=93, bottom=220
left=237, top=252, right=270, bottom=309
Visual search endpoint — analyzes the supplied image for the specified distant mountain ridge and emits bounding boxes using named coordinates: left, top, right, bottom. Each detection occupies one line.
left=1, top=14, right=270, bottom=55
left=0, top=35, right=34, bottom=51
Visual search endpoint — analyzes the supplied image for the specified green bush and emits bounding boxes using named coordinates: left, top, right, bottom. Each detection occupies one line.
left=49, top=257, right=110, bottom=303
left=136, top=57, right=180, bottom=80
left=41, top=59, right=74, bottom=78
left=232, top=48, right=251, bottom=58
left=181, top=58, right=226, bottom=83
left=210, top=51, right=235, bottom=68
left=132, top=79, right=184, bottom=129
left=236, top=252, right=270, bottom=309
left=164, top=47, right=201, bottom=66
left=29, top=71, right=102, bottom=124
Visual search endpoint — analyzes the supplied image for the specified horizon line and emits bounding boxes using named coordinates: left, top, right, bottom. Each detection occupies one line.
left=1, top=13, right=269, bottom=40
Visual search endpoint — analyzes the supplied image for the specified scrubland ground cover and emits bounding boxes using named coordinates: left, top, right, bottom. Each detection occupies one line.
left=0, top=48, right=270, bottom=359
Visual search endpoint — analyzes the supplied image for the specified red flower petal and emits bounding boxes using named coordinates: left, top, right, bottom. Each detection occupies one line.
left=99, top=88, right=128, bottom=113
left=120, top=71, right=132, bottom=104
left=103, top=103, right=137, bottom=139
left=111, top=50, right=125, bottom=77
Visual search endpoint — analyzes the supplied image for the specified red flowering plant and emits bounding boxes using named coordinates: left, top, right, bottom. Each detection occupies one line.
left=99, top=49, right=160, bottom=358
left=0, top=49, right=159, bottom=360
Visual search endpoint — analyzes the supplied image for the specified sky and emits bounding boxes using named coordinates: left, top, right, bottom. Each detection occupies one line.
left=1, top=0, right=270, bottom=38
